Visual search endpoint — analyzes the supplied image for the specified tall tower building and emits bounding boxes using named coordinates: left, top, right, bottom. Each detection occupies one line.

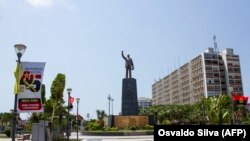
left=152, top=38, right=244, bottom=105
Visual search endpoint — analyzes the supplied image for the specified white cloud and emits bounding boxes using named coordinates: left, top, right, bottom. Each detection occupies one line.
left=25, top=0, right=75, bottom=9
left=25, top=0, right=54, bottom=8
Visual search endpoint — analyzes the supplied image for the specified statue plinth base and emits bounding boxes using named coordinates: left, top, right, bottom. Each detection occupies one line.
left=121, top=78, right=138, bottom=115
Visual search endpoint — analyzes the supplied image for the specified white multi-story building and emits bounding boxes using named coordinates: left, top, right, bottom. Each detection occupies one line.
left=152, top=47, right=244, bottom=105
left=138, top=97, right=152, bottom=109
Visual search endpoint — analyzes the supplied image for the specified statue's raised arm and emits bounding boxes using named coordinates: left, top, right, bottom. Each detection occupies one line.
left=121, top=50, right=126, bottom=60
left=121, top=50, right=134, bottom=78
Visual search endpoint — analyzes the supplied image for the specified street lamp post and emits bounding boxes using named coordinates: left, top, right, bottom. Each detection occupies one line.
left=66, top=88, right=72, bottom=141
left=76, top=98, right=80, bottom=141
left=87, top=113, right=90, bottom=121
left=111, top=98, right=114, bottom=115
left=107, top=94, right=111, bottom=116
left=12, top=44, right=26, bottom=141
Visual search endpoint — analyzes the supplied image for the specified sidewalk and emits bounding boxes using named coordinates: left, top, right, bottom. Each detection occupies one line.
left=75, top=136, right=153, bottom=141
left=70, top=132, right=153, bottom=141
left=0, top=132, right=154, bottom=141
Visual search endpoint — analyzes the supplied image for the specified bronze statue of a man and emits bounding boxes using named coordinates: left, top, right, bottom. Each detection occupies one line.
left=121, top=51, right=134, bottom=78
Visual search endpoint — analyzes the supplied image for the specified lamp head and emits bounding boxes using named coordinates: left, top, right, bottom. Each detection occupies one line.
left=76, top=98, right=80, bottom=103
left=14, top=44, right=26, bottom=60
left=108, top=94, right=112, bottom=100
left=67, top=88, right=72, bottom=94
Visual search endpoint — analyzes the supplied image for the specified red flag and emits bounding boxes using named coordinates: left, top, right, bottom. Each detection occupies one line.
left=70, top=96, right=74, bottom=104
left=232, top=94, right=248, bottom=105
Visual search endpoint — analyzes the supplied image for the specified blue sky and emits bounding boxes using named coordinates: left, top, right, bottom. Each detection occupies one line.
left=0, top=0, right=249, bottom=120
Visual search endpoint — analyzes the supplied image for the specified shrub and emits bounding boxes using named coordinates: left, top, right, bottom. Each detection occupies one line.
left=105, top=127, right=119, bottom=131
left=162, top=119, right=171, bottom=125
left=110, top=127, right=119, bottom=131
left=4, top=127, right=11, bottom=137
left=128, top=125, right=137, bottom=131
left=145, top=125, right=154, bottom=130
left=89, top=122, right=103, bottom=131
left=105, top=127, right=111, bottom=131
left=85, top=119, right=104, bottom=131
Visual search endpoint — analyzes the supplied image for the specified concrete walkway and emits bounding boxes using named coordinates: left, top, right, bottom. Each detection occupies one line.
left=78, top=135, right=153, bottom=141
left=0, top=132, right=153, bottom=141
left=70, top=132, right=153, bottom=141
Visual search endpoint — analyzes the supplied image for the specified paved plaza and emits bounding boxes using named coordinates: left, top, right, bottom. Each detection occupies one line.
left=70, top=132, right=153, bottom=141
left=0, top=132, right=153, bottom=141
left=77, top=136, right=153, bottom=141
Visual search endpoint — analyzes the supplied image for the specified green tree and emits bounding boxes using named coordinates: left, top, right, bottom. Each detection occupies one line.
left=139, top=95, right=249, bottom=125
left=199, top=95, right=231, bottom=124
left=50, top=73, right=66, bottom=123
left=0, top=112, right=12, bottom=126
left=96, top=109, right=107, bottom=128
left=96, top=110, right=107, bottom=121
left=41, top=84, right=46, bottom=104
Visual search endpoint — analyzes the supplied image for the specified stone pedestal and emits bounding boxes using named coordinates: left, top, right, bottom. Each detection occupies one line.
left=114, top=115, right=149, bottom=129
left=121, top=78, right=138, bottom=115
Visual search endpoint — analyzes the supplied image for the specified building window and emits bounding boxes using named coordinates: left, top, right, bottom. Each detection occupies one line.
left=234, top=68, right=241, bottom=73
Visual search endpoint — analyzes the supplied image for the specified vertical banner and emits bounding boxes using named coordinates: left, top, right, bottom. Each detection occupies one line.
left=17, top=62, right=46, bottom=113
left=69, top=96, right=74, bottom=111
left=70, top=96, right=74, bottom=104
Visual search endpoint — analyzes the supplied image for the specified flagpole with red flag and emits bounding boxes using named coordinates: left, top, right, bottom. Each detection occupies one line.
left=232, top=93, right=248, bottom=105
left=232, top=92, right=248, bottom=124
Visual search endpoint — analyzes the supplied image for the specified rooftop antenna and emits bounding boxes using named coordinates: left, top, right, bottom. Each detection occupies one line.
left=213, top=35, right=219, bottom=54
left=213, top=35, right=222, bottom=96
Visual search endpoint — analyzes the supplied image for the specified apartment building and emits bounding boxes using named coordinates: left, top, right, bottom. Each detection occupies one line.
left=152, top=48, right=244, bottom=105
left=138, top=97, right=152, bottom=109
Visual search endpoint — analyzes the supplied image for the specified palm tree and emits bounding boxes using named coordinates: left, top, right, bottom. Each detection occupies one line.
left=96, top=110, right=107, bottom=121
left=199, top=95, right=231, bottom=124
left=96, top=109, right=107, bottom=128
